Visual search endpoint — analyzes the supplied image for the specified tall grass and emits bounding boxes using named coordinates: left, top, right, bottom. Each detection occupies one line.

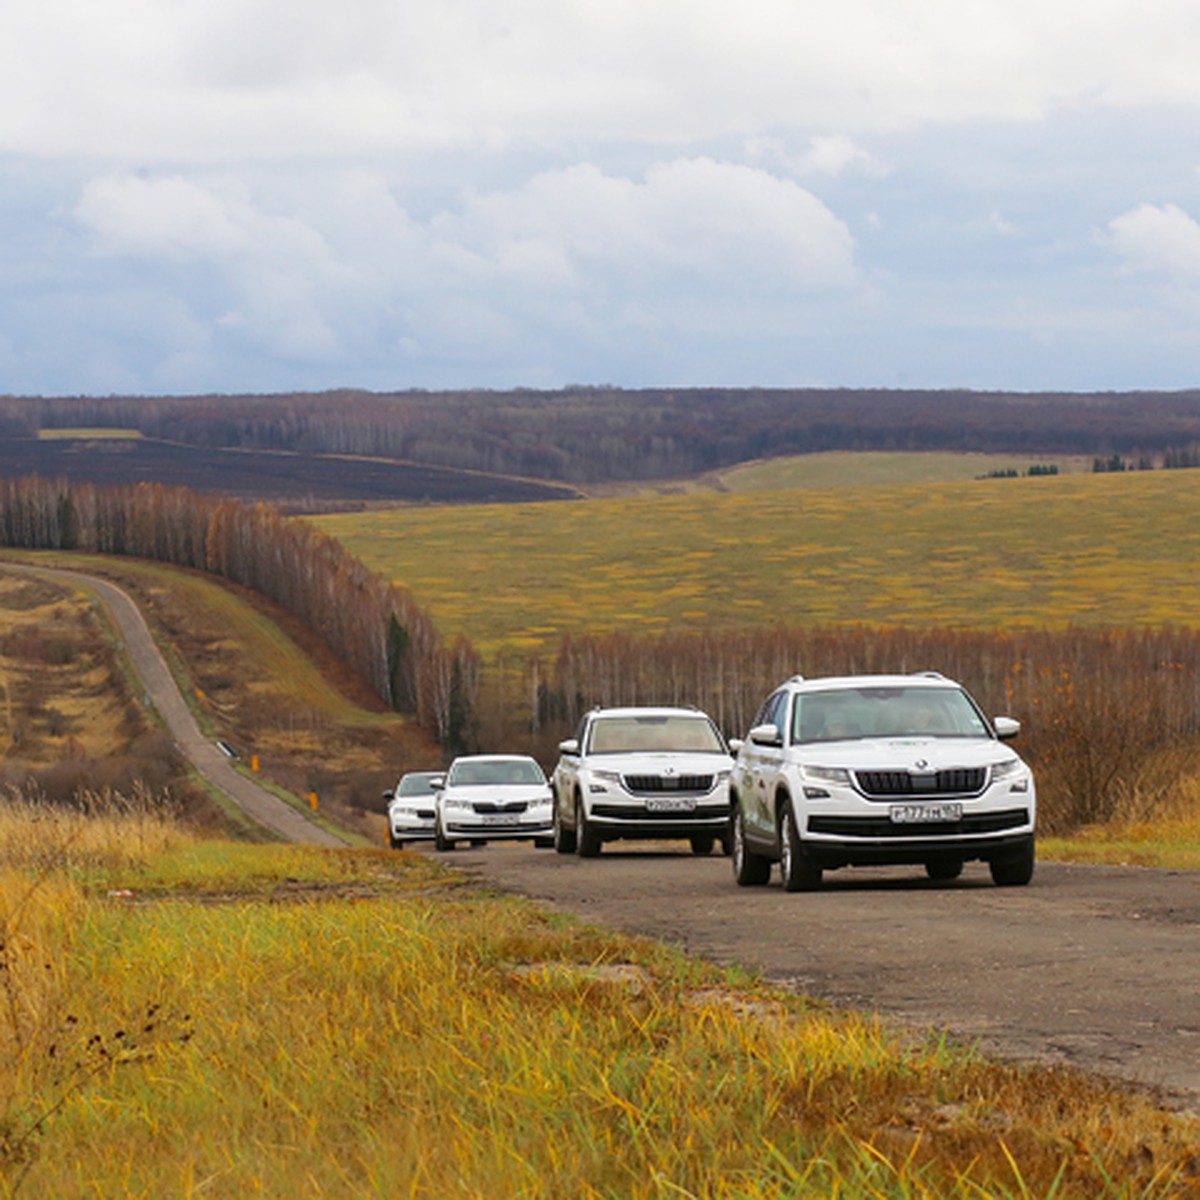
left=2, top=793, right=1198, bottom=1197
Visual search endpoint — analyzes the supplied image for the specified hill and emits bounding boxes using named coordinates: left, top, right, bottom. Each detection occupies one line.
left=3, top=387, right=1200, bottom=487
left=0, top=434, right=578, bottom=508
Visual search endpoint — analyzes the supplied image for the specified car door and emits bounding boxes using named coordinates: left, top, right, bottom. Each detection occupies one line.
left=741, top=690, right=787, bottom=842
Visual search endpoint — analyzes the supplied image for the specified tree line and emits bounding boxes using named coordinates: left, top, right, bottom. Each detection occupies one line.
left=8, top=387, right=1200, bottom=484
left=0, top=475, right=479, bottom=747
left=537, top=625, right=1200, bottom=834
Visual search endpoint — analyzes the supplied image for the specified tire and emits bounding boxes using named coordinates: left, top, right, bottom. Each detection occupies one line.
left=779, top=803, right=822, bottom=893
left=925, top=858, right=964, bottom=882
left=533, top=837, right=554, bottom=849
left=553, top=797, right=577, bottom=855
left=690, top=835, right=715, bottom=856
left=731, top=807, right=771, bottom=887
left=990, top=837, right=1035, bottom=887
left=575, top=799, right=602, bottom=858
left=434, top=822, right=456, bottom=852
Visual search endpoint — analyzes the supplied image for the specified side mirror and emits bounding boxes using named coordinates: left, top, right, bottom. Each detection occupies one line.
left=994, top=716, right=1020, bottom=741
left=728, top=737, right=744, bottom=753
left=749, top=723, right=783, bottom=747
left=382, top=790, right=394, bottom=801
left=558, top=738, right=580, bottom=755
left=429, top=775, right=446, bottom=789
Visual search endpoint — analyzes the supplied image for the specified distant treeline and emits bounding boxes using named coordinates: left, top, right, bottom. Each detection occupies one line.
left=7, top=387, right=1200, bottom=484
left=540, top=625, right=1200, bottom=834
left=0, top=475, right=479, bottom=747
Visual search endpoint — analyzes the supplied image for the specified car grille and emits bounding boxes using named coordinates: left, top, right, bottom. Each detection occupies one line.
left=808, top=808, right=1029, bottom=838
left=472, top=801, right=529, bottom=814
left=622, top=774, right=714, bottom=794
left=854, top=768, right=987, bottom=799
left=591, top=803, right=729, bottom=821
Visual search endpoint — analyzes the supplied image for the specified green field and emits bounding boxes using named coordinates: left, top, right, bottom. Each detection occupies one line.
left=316, top=468, right=1200, bottom=660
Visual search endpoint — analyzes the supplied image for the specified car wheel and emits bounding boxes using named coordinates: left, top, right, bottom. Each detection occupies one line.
left=731, top=807, right=771, bottom=887
left=779, top=803, right=822, bottom=892
left=990, top=837, right=1035, bottom=887
left=925, top=858, right=964, bottom=881
left=434, top=822, right=456, bottom=852
left=553, top=797, right=577, bottom=854
left=575, top=798, right=602, bottom=858
left=689, top=835, right=715, bottom=856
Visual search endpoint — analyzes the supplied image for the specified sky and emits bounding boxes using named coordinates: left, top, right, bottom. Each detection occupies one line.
left=3, top=0, right=1200, bottom=398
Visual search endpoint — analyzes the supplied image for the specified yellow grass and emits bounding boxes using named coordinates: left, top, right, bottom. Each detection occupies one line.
left=35, top=428, right=142, bottom=441
left=4, top=795, right=1199, bottom=1198
left=315, top=468, right=1200, bottom=661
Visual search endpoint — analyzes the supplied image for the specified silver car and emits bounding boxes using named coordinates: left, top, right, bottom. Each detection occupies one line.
left=434, top=754, right=555, bottom=851
left=384, top=770, right=442, bottom=847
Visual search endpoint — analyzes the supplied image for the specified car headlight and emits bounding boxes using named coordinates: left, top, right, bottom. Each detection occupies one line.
left=590, top=769, right=622, bottom=791
left=991, top=758, right=1030, bottom=791
left=800, top=764, right=851, bottom=800
left=802, top=765, right=852, bottom=786
left=390, top=805, right=418, bottom=817
left=441, top=796, right=474, bottom=811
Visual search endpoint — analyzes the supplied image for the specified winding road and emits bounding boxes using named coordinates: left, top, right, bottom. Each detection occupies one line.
left=11, top=565, right=347, bottom=847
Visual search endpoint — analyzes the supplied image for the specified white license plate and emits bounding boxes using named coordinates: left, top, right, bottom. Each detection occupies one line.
left=889, top=802, right=963, bottom=824
left=646, top=798, right=697, bottom=813
left=480, top=815, right=521, bottom=826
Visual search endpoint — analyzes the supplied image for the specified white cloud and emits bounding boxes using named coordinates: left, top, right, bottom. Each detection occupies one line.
left=7, top=1, right=1200, bottom=160
left=1105, top=202, right=1200, bottom=278
left=67, top=159, right=859, bottom=375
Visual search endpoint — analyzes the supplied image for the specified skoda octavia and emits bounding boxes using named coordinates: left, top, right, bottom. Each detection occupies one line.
left=729, top=673, right=1036, bottom=891
left=433, top=754, right=555, bottom=850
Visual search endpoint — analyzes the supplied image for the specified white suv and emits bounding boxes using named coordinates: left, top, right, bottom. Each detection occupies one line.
left=730, top=673, right=1036, bottom=891
left=551, top=706, right=733, bottom=856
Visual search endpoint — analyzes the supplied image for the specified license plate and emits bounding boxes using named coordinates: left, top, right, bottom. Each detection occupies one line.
left=889, top=802, right=963, bottom=824
left=646, top=797, right=697, bottom=813
left=480, top=815, right=521, bottom=826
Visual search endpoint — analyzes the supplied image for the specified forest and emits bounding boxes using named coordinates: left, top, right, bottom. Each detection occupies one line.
left=5, top=386, right=1200, bottom=484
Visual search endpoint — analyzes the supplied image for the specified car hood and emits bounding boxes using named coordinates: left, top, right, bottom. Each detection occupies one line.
left=792, top=737, right=1022, bottom=771
left=587, top=751, right=733, bottom=774
left=440, top=784, right=551, bottom=802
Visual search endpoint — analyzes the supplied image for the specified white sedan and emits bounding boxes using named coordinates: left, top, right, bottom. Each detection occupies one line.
left=433, top=754, right=555, bottom=851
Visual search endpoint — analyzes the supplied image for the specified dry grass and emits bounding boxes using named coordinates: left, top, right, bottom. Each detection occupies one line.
left=2, top=794, right=1199, bottom=1198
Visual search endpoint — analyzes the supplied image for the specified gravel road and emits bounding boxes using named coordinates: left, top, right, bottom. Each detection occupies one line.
left=434, top=840, right=1200, bottom=1110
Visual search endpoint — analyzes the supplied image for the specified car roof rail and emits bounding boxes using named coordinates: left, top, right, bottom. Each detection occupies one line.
left=789, top=674, right=805, bottom=683
left=915, top=670, right=946, bottom=679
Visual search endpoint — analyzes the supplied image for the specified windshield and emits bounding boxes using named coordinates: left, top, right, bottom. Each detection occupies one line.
left=588, top=715, right=725, bottom=754
left=397, top=773, right=439, bottom=796
left=448, top=759, right=546, bottom=786
left=792, top=686, right=990, bottom=743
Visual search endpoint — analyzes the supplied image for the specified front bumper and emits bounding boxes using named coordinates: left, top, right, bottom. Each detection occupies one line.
left=586, top=800, right=730, bottom=840
left=442, top=816, right=554, bottom=840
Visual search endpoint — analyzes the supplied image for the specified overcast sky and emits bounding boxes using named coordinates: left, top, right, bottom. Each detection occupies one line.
left=3, top=0, right=1200, bottom=397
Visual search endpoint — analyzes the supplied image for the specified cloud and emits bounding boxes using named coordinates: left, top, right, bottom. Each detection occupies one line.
left=1104, top=202, right=1200, bottom=278
left=8, top=1, right=1200, bottom=160
left=66, top=159, right=860, bottom=381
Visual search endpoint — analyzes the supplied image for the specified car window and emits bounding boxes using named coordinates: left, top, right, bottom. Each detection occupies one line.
left=587, top=715, right=725, bottom=754
left=793, top=687, right=989, bottom=742
left=448, top=759, right=547, bottom=786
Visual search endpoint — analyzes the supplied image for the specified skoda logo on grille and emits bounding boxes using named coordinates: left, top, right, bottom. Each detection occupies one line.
left=914, top=758, right=930, bottom=771
left=661, top=766, right=676, bottom=777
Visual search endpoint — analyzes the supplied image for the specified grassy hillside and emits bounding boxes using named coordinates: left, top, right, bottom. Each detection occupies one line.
left=315, top=468, right=1200, bottom=661
left=590, top=451, right=1088, bottom=496
left=4, top=797, right=1198, bottom=1197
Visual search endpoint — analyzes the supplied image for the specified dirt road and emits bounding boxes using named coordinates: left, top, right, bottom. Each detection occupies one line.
left=12, top=565, right=347, bottom=847
left=436, top=841, right=1200, bottom=1109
